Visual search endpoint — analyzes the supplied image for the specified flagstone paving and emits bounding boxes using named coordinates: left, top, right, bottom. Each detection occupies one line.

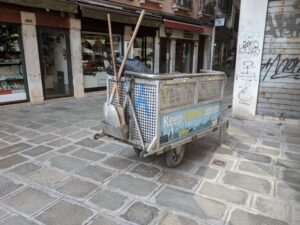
left=0, top=94, right=299, bottom=225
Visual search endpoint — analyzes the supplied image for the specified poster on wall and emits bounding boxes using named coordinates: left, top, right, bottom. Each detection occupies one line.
left=160, top=103, right=221, bottom=145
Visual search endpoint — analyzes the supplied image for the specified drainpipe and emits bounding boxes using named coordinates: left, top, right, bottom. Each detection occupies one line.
left=210, top=25, right=215, bottom=70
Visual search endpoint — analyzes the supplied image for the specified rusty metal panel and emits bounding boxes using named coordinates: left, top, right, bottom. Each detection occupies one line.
left=257, top=0, right=300, bottom=119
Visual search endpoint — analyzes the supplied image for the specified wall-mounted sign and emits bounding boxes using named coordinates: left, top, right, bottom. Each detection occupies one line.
left=215, top=18, right=225, bottom=27
left=183, top=31, right=193, bottom=39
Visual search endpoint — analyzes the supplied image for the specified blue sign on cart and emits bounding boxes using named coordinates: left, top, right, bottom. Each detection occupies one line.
left=160, top=103, right=221, bottom=145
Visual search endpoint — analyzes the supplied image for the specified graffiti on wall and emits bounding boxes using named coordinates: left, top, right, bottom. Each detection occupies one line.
left=261, top=54, right=300, bottom=80
left=265, top=0, right=300, bottom=38
left=238, top=41, right=260, bottom=55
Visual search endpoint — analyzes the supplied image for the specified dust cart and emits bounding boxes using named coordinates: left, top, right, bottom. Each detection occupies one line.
left=95, top=70, right=228, bottom=167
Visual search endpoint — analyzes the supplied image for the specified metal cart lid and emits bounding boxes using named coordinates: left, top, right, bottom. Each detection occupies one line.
left=125, top=70, right=226, bottom=80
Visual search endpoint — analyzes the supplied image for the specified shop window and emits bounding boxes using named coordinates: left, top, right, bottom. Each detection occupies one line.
left=0, top=23, right=28, bottom=104
left=175, top=40, right=194, bottom=73
left=82, top=32, right=122, bottom=91
left=133, top=36, right=154, bottom=72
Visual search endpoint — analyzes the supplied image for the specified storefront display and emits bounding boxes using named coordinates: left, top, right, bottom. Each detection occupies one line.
left=82, top=32, right=122, bottom=91
left=0, top=23, right=27, bottom=103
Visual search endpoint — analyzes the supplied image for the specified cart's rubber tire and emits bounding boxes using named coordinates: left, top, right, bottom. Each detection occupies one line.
left=165, top=145, right=186, bottom=168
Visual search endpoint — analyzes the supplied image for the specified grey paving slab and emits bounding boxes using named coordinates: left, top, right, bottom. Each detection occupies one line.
left=56, top=177, right=98, bottom=199
left=46, top=138, right=71, bottom=148
left=0, top=207, right=7, bottom=218
left=89, top=189, right=127, bottom=211
left=2, top=187, right=57, bottom=215
left=71, top=148, right=106, bottom=161
left=29, top=168, right=69, bottom=188
left=238, top=161, right=275, bottom=177
left=157, top=170, right=198, bottom=190
left=0, top=155, right=28, bottom=169
left=254, top=196, right=288, bottom=221
left=195, top=166, right=219, bottom=179
left=156, top=187, right=226, bottom=224
left=233, top=142, right=251, bottom=151
left=276, top=182, right=300, bottom=204
left=255, top=146, right=280, bottom=156
left=76, top=165, right=116, bottom=182
left=129, top=164, right=160, bottom=178
left=49, top=155, right=86, bottom=172
left=22, top=145, right=53, bottom=157
left=102, top=156, right=134, bottom=170
left=228, top=208, right=288, bottom=225
left=0, top=143, right=32, bottom=157
left=223, top=171, right=271, bottom=194
left=89, top=214, right=118, bottom=225
left=68, top=130, right=93, bottom=139
left=159, top=211, right=199, bottom=225
left=75, top=138, right=104, bottom=148
left=285, top=137, right=300, bottom=145
left=16, top=130, right=41, bottom=139
left=0, top=215, right=38, bottom=225
left=276, top=159, right=300, bottom=170
left=108, top=174, right=158, bottom=197
left=213, top=146, right=235, bottom=156
left=57, top=145, right=79, bottom=153
left=28, top=134, right=59, bottom=145
left=97, top=142, right=128, bottom=154
left=35, top=200, right=93, bottom=225
left=237, top=151, right=272, bottom=163
left=0, top=141, right=9, bottom=148
left=277, top=168, right=300, bottom=185
left=7, top=162, right=42, bottom=177
left=261, top=140, right=281, bottom=149
left=199, top=181, right=248, bottom=205
left=2, top=135, right=22, bottom=143
left=122, top=201, right=159, bottom=225
left=35, top=152, right=59, bottom=162
left=0, top=175, right=23, bottom=198
left=286, top=144, right=300, bottom=153
left=54, top=126, right=79, bottom=136
left=0, top=131, right=9, bottom=138
left=285, top=152, right=300, bottom=162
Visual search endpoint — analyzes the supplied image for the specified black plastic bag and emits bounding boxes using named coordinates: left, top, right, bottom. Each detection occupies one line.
left=107, top=57, right=150, bottom=76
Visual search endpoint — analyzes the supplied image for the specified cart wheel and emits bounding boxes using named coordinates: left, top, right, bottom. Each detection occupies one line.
left=140, top=152, right=156, bottom=162
left=165, top=145, right=186, bottom=168
left=133, top=147, right=141, bottom=156
left=93, top=131, right=104, bottom=140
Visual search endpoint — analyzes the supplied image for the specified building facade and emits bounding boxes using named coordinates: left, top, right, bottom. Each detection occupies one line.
left=232, top=0, right=300, bottom=120
left=0, top=0, right=215, bottom=105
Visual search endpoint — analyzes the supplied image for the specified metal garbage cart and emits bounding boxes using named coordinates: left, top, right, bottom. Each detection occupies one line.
left=97, top=70, right=228, bottom=167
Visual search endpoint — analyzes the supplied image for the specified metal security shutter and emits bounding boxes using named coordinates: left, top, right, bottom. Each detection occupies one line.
left=257, top=0, right=300, bottom=119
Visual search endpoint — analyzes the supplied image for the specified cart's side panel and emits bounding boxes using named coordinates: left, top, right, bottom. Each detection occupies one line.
left=157, top=75, right=226, bottom=148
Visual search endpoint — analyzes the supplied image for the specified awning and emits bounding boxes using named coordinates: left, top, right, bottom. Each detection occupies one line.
left=164, top=19, right=205, bottom=33
left=0, top=0, right=77, bottom=13
left=80, top=3, right=162, bottom=27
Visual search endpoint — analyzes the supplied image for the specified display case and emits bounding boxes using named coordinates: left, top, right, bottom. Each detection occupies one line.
left=81, top=32, right=122, bottom=91
left=0, top=23, right=27, bottom=103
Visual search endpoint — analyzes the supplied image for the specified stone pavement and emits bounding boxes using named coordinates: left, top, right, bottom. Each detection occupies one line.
left=0, top=94, right=299, bottom=225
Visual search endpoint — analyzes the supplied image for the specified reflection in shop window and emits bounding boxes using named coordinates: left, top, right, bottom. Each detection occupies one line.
left=82, top=32, right=122, bottom=91
left=133, top=36, right=154, bottom=72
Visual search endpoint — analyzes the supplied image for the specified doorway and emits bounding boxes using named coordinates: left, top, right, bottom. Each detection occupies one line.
left=38, top=27, right=73, bottom=99
left=175, top=39, right=194, bottom=73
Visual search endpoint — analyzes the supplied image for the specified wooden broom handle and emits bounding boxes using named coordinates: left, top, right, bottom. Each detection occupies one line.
left=109, top=9, right=145, bottom=103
